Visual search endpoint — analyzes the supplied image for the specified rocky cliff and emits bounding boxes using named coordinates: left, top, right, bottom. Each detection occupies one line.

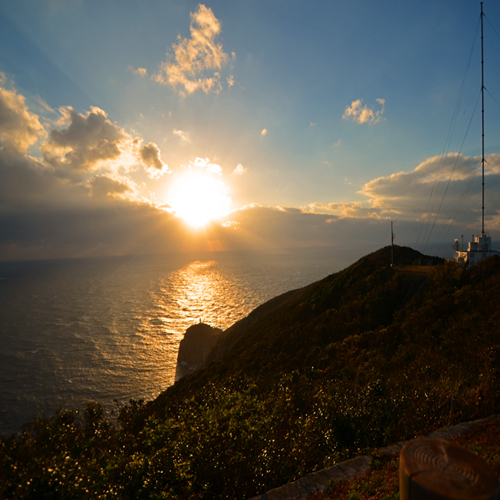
left=174, top=322, right=223, bottom=381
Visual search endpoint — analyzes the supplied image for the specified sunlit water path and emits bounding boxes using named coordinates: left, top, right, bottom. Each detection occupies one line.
left=0, top=248, right=358, bottom=435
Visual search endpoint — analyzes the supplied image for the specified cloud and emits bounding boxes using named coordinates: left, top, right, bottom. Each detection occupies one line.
left=261, top=128, right=267, bottom=136
left=305, top=152, right=500, bottom=246
left=173, top=129, right=191, bottom=143
left=233, top=163, right=247, bottom=175
left=41, top=106, right=170, bottom=181
left=0, top=138, right=392, bottom=261
left=190, top=156, right=222, bottom=175
left=218, top=204, right=390, bottom=254
left=361, top=153, right=481, bottom=205
left=34, top=95, right=56, bottom=114
left=308, top=201, right=387, bottom=219
left=0, top=136, right=186, bottom=261
left=89, top=174, right=134, bottom=199
left=343, top=98, right=385, bottom=125
left=41, top=106, right=127, bottom=171
left=0, top=147, right=75, bottom=208
left=358, top=153, right=500, bottom=233
left=0, top=78, right=46, bottom=152
left=136, top=140, right=170, bottom=179
left=152, top=4, right=234, bottom=96
left=2, top=79, right=498, bottom=263
left=128, top=66, right=147, bottom=76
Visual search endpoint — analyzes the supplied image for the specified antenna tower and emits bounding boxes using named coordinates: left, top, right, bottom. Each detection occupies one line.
left=481, top=1, right=485, bottom=235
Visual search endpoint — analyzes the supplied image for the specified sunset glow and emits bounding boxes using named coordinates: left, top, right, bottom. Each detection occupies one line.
left=1, top=1, right=500, bottom=261
left=169, top=172, right=231, bottom=228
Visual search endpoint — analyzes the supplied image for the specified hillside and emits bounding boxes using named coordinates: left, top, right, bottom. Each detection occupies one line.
left=158, top=245, right=441, bottom=399
left=2, top=245, right=500, bottom=500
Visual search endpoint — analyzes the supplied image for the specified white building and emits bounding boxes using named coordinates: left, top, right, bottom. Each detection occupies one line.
left=454, top=233, right=499, bottom=266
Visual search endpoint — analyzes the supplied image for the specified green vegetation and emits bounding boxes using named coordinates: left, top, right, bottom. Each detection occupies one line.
left=2, top=246, right=500, bottom=499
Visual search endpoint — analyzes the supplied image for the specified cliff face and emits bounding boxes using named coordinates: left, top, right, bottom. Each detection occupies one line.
left=175, top=323, right=223, bottom=381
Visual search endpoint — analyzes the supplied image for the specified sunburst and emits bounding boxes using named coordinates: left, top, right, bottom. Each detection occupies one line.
left=169, top=171, right=231, bottom=228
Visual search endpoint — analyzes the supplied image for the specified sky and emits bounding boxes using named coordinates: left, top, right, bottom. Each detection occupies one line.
left=2, top=0, right=500, bottom=262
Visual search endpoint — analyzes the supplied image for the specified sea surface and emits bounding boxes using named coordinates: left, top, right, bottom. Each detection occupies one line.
left=0, top=247, right=360, bottom=436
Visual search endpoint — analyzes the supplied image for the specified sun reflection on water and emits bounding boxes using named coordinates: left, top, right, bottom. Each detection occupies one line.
left=134, top=259, right=256, bottom=387
left=0, top=249, right=343, bottom=434
left=158, top=260, right=248, bottom=333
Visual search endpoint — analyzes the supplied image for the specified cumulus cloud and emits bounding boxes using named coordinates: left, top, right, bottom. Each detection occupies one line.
left=41, top=106, right=127, bottom=171
left=361, top=153, right=482, bottom=205
left=0, top=147, right=73, bottom=208
left=261, top=128, right=267, bottom=136
left=358, top=153, right=500, bottom=233
left=41, top=106, right=170, bottom=181
left=343, top=98, right=385, bottom=125
left=233, top=163, right=247, bottom=175
left=304, top=152, right=500, bottom=246
left=0, top=138, right=391, bottom=261
left=0, top=77, right=46, bottom=152
left=153, top=4, right=234, bottom=96
left=0, top=82, right=186, bottom=260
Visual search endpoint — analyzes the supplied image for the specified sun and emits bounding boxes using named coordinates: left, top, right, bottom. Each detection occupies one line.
left=169, top=171, right=231, bottom=228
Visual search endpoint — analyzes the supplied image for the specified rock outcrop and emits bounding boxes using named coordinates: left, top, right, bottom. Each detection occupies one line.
left=175, top=323, right=223, bottom=381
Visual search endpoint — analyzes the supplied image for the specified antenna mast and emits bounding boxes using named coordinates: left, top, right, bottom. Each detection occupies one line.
left=481, top=1, right=485, bottom=235
left=391, top=220, right=395, bottom=267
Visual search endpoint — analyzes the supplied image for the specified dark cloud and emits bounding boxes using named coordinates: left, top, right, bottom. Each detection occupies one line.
left=0, top=201, right=187, bottom=262
left=218, top=204, right=390, bottom=251
left=89, top=175, right=132, bottom=198
left=0, top=147, right=85, bottom=207
left=0, top=146, right=185, bottom=261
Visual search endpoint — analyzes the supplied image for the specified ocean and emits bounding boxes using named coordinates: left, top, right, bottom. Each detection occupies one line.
left=0, top=247, right=360, bottom=436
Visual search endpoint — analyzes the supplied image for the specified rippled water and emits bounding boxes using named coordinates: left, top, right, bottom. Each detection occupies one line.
left=0, top=248, right=357, bottom=436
